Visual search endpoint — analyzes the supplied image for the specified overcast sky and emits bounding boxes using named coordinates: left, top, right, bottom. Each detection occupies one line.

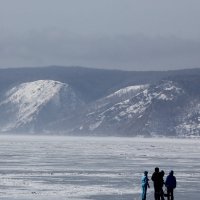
left=0, top=0, right=200, bottom=71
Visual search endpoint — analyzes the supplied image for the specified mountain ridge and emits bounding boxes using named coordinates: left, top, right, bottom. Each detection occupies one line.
left=0, top=66, right=199, bottom=136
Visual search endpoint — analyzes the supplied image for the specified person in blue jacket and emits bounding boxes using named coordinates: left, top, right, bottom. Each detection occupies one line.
left=165, top=170, right=176, bottom=200
left=141, top=171, right=150, bottom=200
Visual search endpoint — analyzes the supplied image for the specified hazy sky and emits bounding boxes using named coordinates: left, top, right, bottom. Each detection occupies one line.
left=0, top=0, right=200, bottom=70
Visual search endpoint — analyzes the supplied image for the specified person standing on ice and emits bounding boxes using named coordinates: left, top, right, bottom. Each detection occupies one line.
left=159, top=170, right=165, bottom=200
left=141, top=171, right=150, bottom=200
left=151, top=167, right=160, bottom=200
left=165, top=170, right=176, bottom=200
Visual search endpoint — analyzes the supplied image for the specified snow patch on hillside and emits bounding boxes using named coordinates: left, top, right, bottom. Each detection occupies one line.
left=93, top=84, right=149, bottom=110
left=106, top=85, right=149, bottom=99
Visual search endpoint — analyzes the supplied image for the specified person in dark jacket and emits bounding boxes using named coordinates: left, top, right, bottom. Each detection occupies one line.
left=159, top=170, right=165, bottom=200
left=151, top=167, right=160, bottom=200
left=141, top=171, right=150, bottom=200
left=165, top=170, right=176, bottom=200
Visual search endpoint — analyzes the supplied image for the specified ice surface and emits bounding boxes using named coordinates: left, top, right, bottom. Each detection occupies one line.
left=0, top=135, right=199, bottom=200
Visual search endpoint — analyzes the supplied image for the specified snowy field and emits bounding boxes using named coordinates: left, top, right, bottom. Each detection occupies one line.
left=0, top=136, right=199, bottom=200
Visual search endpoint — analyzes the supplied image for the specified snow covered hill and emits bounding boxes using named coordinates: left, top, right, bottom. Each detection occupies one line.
left=74, top=81, right=200, bottom=136
left=0, top=80, right=83, bottom=133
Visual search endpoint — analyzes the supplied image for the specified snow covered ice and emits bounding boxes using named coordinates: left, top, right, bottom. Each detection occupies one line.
left=0, top=136, right=199, bottom=200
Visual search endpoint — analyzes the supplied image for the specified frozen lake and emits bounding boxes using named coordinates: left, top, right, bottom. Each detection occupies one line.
left=0, top=135, right=199, bottom=200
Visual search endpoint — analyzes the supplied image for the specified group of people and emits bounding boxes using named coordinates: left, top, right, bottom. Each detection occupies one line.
left=141, top=167, right=176, bottom=200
